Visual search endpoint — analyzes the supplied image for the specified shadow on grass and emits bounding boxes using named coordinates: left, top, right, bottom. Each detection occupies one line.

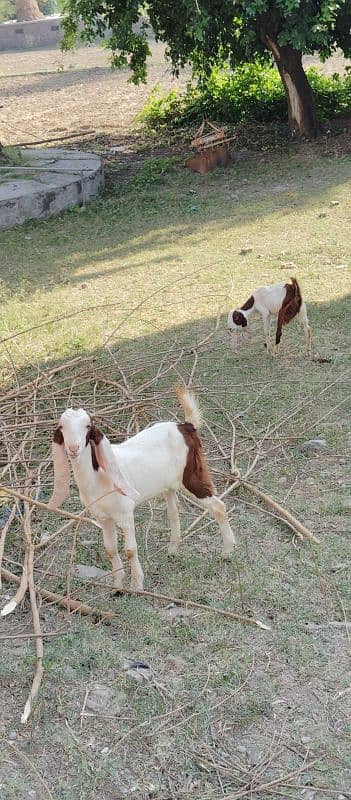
left=1, top=291, right=349, bottom=443
left=0, top=147, right=350, bottom=297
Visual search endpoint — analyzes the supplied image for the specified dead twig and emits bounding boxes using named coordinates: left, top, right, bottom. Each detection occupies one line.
left=82, top=579, right=271, bottom=630
left=1, top=551, right=29, bottom=617
left=0, top=502, right=18, bottom=590
left=0, top=484, right=100, bottom=533
left=6, top=741, right=54, bottom=799
left=21, top=531, right=44, bottom=723
left=0, top=629, right=68, bottom=641
left=221, top=757, right=320, bottom=799
left=240, top=479, right=320, bottom=544
left=1, top=566, right=120, bottom=621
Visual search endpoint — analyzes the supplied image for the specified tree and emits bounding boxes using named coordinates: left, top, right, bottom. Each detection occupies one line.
left=16, top=0, right=44, bottom=21
left=61, top=1, right=351, bottom=138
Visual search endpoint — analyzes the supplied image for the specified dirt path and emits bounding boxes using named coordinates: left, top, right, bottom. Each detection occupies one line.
left=0, top=40, right=189, bottom=146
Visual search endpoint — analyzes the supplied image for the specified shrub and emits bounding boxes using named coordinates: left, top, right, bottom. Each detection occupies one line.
left=0, top=0, right=15, bottom=21
left=308, top=67, right=351, bottom=121
left=139, top=62, right=351, bottom=131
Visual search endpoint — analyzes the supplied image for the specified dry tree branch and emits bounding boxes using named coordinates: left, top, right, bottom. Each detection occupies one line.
left=221, top=757, right=320, bottom=799
left=76, top=577, right=271, bottom=630
left=240, top=479, right=320, bottom=544
left=0, top=502, right=17, bottom=590
left=6, top=740, right=54, bottom=800
left=0, top=485, right=101, bottom=533
left=103, top=266, right=205, bottom=347
left=1, top=566, right=120, bottom=621
left=65, top=525, right=79, bottom=623
left=1, top=564, right=268, bottom=629
left=1, top=551, right=29, bottom=617
left=21, top=522, right=44, bottom=724
left=0, top=629, right=68, bottom=641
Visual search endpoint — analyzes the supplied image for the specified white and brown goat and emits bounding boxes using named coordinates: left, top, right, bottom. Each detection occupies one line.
left=227, top=277, right=312, bottom=355
left=48, top=387, right=236, bottom=591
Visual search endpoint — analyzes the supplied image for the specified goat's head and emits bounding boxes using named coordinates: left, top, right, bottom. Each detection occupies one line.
left=54, top=408, right=92, bottom=461
left=48, top=408, right=138, bottom=509
left=227, top=309, right=248, bottom=331
left=227, top=309, right=249, bottom=353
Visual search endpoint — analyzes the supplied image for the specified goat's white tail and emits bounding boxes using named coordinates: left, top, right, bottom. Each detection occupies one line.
left=175, top=385, right=202, bottom=429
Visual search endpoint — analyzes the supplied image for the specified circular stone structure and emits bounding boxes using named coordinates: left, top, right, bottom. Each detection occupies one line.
left=0, top=148, right=104, bottom=231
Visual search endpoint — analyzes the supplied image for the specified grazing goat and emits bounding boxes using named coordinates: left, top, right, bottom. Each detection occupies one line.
left=48, top=387, right=236, bottom=591
left=227, top=277, right=312, bottom=355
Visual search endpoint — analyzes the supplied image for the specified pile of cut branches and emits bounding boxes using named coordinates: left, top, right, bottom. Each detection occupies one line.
left=0, top=334, right=325, bottom=724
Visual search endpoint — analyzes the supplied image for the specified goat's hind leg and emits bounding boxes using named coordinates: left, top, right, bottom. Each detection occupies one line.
left=274, top=309, right=285, bottom=356
left=101, top=519, right=125, bottom=590
left=121, top=518, right=144, bottom=591
left=165, top=489, right=181, bottom=555
left=201, top=495, right=236, bottom=557
left=186, top=490, right=236, bottom=557
left=299, top=302, right=312, bottom=355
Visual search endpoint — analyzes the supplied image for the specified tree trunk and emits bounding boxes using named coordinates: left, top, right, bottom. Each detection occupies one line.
left=262, top=34, right=320, bottom=138
left=16, top=0, right=44, bottom=22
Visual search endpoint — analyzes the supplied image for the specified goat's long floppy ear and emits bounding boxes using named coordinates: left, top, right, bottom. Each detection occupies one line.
left=89, top=425, right=139, bottom=501
left=232, top=311, right=247, bottom=328
left=48, top=427, right=70, bottom=509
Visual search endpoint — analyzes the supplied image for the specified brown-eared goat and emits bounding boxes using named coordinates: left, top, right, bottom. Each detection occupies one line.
left=227, top=277, right=312, bottom=355
left=48, top=387, right=236, bottom=591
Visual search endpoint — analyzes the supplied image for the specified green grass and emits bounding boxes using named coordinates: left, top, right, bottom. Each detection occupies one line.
left=0, top=151, right=350, bottom=369
left=0, top=146, right=350, bottom=799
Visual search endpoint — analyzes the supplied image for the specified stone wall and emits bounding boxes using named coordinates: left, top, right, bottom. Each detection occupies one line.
left=0, top=14, right=63, bottom=51
left=0, top=148, right=104, bottom=230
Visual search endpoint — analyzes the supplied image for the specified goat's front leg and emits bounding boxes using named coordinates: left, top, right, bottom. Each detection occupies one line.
left=165, top=489, right=181, bottom=555
left=262, top=312, right=272, bottom=353
left=101, top=519, right=125, bottom=589
left=121, top=517, right=144, bottom=591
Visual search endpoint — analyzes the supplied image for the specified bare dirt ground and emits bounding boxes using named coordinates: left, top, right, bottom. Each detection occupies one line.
left=0, top=40, right=190, bottom=146
left=0, top=41, right=350, bottom=148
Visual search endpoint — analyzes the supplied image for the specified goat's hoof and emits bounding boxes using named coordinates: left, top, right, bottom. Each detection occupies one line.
left=130, top=580, right=144, bottom=592
left=168, top=543, right=180, bottom=556
left=111, top=589, right=124, bottom=598
left=221, top=547, right=235, bottom=559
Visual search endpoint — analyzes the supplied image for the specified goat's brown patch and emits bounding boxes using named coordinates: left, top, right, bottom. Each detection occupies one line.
left=241, top=295, right=254, bottom=311
left=276, top=277, right=302, bottom=345
left=53, top=427, right=64, bottom=445
left=178, top=422, right=214, bottom=499
left=86, top=423, right=104, bottom=446
left=86, top=423, right=104, bottom=471
left=232, top=310, right=248, bottom=327
left=90, top=446, right=100, bottom=471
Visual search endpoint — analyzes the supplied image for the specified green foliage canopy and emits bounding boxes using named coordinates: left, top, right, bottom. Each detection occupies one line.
left=61, top=1, right=351, bottom=83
